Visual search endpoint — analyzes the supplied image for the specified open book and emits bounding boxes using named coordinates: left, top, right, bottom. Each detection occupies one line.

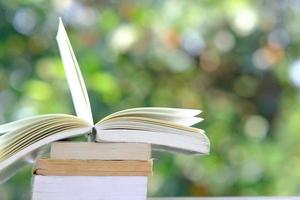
left=0, top=18, right=210, bottom=182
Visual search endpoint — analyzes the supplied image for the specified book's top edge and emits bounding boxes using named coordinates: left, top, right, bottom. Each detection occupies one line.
left=37, top=158, right=154, bottom=162
left=51, top=142, right=151, bottom=145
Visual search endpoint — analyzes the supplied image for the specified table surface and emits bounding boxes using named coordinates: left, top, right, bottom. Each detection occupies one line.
left=149, top=197, right=300, bottom=200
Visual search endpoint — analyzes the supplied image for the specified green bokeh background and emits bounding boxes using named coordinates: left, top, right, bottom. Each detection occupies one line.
left=1, top=0, right=300, bottom=199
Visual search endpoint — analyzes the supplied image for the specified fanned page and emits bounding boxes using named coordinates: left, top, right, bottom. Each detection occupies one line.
left=95, top=108, right=209, bottom=154
left=0, top=115, right=91, bottom=183
left=56, top=18, right=93, bottom=125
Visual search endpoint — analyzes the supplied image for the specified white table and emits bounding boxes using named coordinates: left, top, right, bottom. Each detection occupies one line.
left=149, top=198, right=300, bottom=200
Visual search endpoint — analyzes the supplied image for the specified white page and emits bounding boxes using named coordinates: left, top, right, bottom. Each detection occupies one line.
left=0, top=126, right=91, bottom=183
left=0, top=114, right=79, bottom=135
left=99, top=108, right=203, bottom=126
left=95, top=129, right=210, bottom=154
left=56, top=18, right=93, bottom=125
left=108, top=107, right=202, bottom=117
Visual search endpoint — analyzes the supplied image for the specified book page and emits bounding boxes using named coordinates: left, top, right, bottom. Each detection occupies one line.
left=0, top=115, right=50, bottom=135
left=96, top=117, right=204, bottom=134
left=95, top=129, right=209, bottom=154
left=105, top=107, right=201, bottom=118
left=95, top=107, right=208, bottom=154
left=56, top=18, right=93, bottom=125
left=0, top=114, right=91, bottom=183
left=99, top=107, right=202, bottom=126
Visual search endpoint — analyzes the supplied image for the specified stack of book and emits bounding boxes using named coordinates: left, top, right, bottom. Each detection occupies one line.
left=0, top=19, right=210, bottom=200
left=32, top=142, right=152, bottom=200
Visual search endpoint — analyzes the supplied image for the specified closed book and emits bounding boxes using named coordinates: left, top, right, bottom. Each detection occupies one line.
left=32, top=175, right=148, bottom=200
left=34, top=159, right=153, bottom=176
left=50, top=142, right=151, bottom=160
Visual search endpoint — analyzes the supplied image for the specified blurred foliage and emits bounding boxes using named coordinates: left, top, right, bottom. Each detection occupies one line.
left=1, top=0, right=300, bottom=199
